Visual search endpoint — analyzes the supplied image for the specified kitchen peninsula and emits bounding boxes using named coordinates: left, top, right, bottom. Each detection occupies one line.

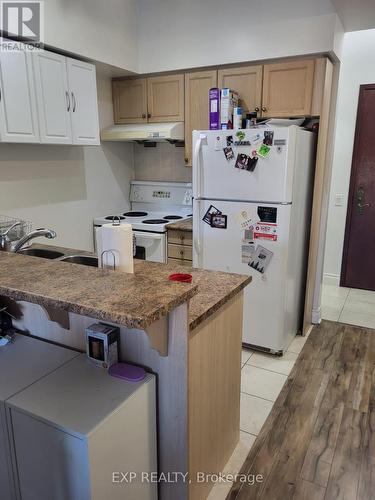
left=0, top=250, right=250, bottom=500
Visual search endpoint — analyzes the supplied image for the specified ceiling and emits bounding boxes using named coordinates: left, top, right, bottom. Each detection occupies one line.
left=332, top=0, right=375, bottom=31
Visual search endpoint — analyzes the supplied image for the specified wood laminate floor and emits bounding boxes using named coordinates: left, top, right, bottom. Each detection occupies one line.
left=227, top=320, right=375, bottom=500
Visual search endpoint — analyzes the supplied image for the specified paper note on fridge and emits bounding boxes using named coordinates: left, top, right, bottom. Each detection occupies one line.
left=249, top=245, right=273, bottom=274
left=254, top=222, right=278, bottom=241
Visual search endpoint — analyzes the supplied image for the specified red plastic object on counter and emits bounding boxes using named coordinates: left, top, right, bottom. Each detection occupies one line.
left=168, top=273, right=193, bottom=284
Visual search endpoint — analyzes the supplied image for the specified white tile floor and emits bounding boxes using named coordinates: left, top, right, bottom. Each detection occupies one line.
left=321, top=284, right=375, bottom=328
left=207, top=334, right=307, bottom=499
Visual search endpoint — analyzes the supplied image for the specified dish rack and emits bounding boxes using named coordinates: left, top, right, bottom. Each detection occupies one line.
left=0, top=215, right=32, bottom=243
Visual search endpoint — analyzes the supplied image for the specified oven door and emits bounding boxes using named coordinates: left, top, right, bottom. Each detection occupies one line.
left=133, top=231, right=166, bottom=263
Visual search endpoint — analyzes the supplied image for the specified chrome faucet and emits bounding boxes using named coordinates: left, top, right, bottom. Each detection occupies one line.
left=13, top=228, right=57, bottom=253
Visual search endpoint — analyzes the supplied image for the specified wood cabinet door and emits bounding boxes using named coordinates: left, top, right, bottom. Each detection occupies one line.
left=67, top=58, right=100, bottom=145
left=147, top=74, right=184, bottom=123
left=33, top=50, right=72, bottom=144
left=113, top=78, right=147, bottom=124
left=218, top=65, right=263, bottom=115
left=184, top=69, right=217, bottom=166
left=0, top=42, right=40, bottom=143
left=262, top=59, right=315, bottom=117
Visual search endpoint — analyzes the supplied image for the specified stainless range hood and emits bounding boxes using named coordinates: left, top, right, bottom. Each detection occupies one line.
left=101, top=122, right=184, bottom=142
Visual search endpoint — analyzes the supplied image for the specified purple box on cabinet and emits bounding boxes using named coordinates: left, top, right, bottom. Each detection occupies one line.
left=209, top=88, right=220, bottom=130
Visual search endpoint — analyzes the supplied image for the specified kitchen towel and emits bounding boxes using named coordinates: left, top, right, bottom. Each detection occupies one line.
left=97, top=223, right=134, bottom=274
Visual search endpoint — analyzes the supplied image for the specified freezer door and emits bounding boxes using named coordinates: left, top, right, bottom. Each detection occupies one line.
left=193, top=199, right=293, bottom=352
left=193, top=128, right=296, bottom=203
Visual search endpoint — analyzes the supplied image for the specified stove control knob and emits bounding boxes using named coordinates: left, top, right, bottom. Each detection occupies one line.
left=132, top=188, right=140, bottom=200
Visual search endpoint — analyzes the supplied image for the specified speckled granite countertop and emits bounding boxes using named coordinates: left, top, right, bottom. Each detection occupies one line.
left=0, top=244, right=251, bottom=331
left=167, top=218, right=193, bottom=232
left=0, top=252, right=197, bottom=329
left=133, top=260, right=251, bottom=330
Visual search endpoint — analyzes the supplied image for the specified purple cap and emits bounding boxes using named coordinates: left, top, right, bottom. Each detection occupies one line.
left=108, top=362, right=146, bottom=382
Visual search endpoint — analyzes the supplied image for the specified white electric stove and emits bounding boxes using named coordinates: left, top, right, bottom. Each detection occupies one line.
left=94, top=181, right=193, bottom=263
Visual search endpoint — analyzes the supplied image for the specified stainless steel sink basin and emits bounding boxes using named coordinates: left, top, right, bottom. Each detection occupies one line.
left=19, top=248, right=64, bottom=259
left=58, top=255, right=98, bottom=267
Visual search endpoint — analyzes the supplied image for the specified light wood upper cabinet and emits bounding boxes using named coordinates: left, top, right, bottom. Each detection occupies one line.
left=262, top=59, right=315, bottom=118
left=147, top=74, right=184, bottom=123
left=184, top=69, right=217, bottom=166
left=113, top=78, right=147, bottom=124
left=218, top=65, right=262, bottom=115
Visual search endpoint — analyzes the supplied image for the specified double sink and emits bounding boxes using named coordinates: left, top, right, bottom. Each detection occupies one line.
left=19, top=248, right=99, bottom=267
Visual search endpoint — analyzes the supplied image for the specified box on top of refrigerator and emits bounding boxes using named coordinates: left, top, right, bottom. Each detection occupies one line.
left=220, top=88, right=238, bottom=130
left=209, top=88, right=220, bottom=130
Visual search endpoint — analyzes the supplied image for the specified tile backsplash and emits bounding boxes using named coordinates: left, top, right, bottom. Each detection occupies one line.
left=134, top=142, right=192, bottom=182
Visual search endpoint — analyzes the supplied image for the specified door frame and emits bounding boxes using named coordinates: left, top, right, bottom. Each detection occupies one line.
left=340, top=83, right=375, bottom=288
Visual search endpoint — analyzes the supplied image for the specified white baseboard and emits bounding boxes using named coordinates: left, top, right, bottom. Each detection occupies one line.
left=323, top=273, right=340, bottom=286
left=312, top=305, right=322, bottom=324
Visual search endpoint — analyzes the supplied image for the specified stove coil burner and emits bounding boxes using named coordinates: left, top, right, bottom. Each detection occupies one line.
left=163, top=215, right=183, bottom=220
left=105, top=215, right=125, bottom=221
left=143, top=219, right=167, bottom=225
left=123, top=211, right=148, bottom=217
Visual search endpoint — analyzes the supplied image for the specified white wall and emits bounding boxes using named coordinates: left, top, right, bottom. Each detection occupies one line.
left=323, top=29, right=375, bottom=283
left=136, top=0, right=343, bottom=73
left=0, top=74, right=135, bottom=251
left=44, top=0, right=138, bottom=72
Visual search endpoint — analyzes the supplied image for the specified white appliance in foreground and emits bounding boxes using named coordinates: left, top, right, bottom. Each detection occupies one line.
left=7, top=355, right=157, bottom=500
left=0, top=334, right=79, bottom=500
left=94, top=181, right=193, bottom=263
left=193, top=126, right=315, bottom=353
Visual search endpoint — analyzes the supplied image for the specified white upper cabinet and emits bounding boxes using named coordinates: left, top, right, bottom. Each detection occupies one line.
left=66, top=58, right=100, bottom=145
left=33, top=51, right=72, bottom=144
left=0, top=41, right=40, bottom=142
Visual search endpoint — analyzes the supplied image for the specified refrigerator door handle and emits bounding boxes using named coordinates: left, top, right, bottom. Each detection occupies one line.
left=193, top=199, right=202, bottom=263
left=193, top=133, right=206, bottom=200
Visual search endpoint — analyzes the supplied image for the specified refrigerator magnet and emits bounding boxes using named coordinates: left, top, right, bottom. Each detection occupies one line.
left=241, top=241, right=255, bottom=264
left=214, top=135, right=222, bottom=151
left=257, top=144, right=271, bottom=158
left=223, top=147, right=234, bottom=161
left=203, top=205, right=222, bottom=225
left=263, top=131, right=274, bottom=146
left=254, top=222, right=278, bottom=242
left=247, top=156, right=258, bottom=172
left=249, top=245, right=273, bottom=274
left=210, top=214, right=227, bottom=229
left=235, top=153, right=250, bottom=170
left=226, top=135, right=233, bottom=147
left=251, top=133, right=262, bottom=144
left=236, top=130, right=246, bottom=141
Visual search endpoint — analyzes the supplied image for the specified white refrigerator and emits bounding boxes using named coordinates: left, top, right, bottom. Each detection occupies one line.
left=192, top=125, right=315, bottom=353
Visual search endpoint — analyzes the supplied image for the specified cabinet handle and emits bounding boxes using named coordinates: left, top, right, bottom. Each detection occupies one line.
left=71, top=92, right=76, bottom=112
left=66, top=91, right=70, bottom=111
left=184, top=158, right=189, bottom=164
left=262, top=106, right=267, bottom=112
left=180, top=250, right=184, bottom=256
left=142, top=113, right=146, bottom=119
left=147, top=113, right=151, bottom=119
left=255, top=107, right=260, bottom=112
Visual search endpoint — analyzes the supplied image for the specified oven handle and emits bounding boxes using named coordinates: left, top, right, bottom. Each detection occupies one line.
left=133, top=232, right=164, bottom=241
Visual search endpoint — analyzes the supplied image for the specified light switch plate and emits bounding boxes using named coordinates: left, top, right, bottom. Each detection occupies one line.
left=334, top=194, right=344, bottom=206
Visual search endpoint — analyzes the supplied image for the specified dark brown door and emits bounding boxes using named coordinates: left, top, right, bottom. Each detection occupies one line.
left=341, top=84, right=375, bottom=290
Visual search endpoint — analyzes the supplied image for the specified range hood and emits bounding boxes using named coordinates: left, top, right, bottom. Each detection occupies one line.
left=101, top=122, right=184, bottom=142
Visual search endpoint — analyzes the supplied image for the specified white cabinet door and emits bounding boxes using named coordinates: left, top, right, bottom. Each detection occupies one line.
left=67, top=58, right=100, bottom=145
left=0, top=44, right=40, bottom=142
left=33, top=51, right=72, bottom=144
